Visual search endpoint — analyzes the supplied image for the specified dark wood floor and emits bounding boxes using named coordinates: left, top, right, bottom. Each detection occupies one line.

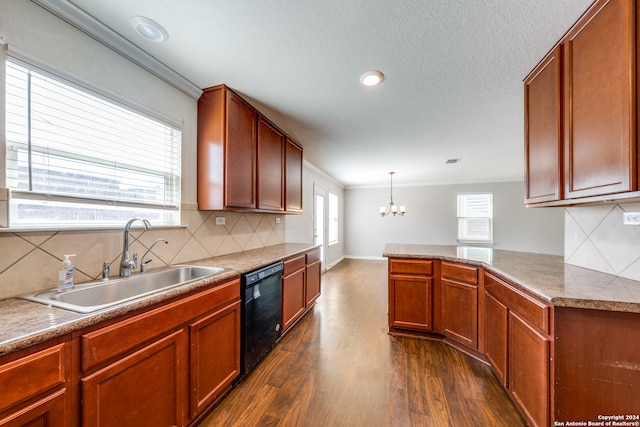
left=199, top=259, right=526, bottom=427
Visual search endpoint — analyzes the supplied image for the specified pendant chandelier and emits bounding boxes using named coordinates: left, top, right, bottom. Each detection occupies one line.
left=379, top=172, right=406, bottom=216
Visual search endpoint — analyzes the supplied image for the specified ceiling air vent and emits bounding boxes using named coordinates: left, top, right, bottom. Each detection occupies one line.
left=445, top=158, right=461, bottom=164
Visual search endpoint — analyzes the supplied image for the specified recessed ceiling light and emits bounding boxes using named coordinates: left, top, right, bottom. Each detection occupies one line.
left=130, top=16, right=169, bottom=42
left=360, top=70, right=384, bottom=87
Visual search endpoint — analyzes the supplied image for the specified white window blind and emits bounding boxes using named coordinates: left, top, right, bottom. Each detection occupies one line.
left=328, top=192, right=338, bottom=245
left=5, top=58, right=181, bottom=227
left=457, top=193, right=493, bottom=243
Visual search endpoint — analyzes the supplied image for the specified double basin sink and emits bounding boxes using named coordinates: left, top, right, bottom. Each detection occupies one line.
left=20, top=265, right=229, bottom=313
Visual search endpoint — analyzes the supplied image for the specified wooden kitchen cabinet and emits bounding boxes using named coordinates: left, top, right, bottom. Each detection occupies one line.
left=198, top=85, right=257, bottom=210
left=79, top=278, right=241, bottom=427
left=524, top=45, right=562, bottom=204
left=198, top=84, right=303, bottom=213
left=282, top=248, right=322, bottom=333
left=0, top=340, right=72, bottom=427
left=484, top=271, right=552, bottom=427
left=388, top=259, right=438, bottom=333
left=282, top=254, right=306, bottom=332
left=484, top=291, right=508, bottom=386
left=509, top=311, right=550, bottom=427
left=257, top=116, right=284, bottom=211
left=563, top=0, right=636, bottom=200
left=305, top=248, right=321, bottom=306
left=189, top=299, right=240, bottom=418
left=285, top=137, right=303, bottom=213
left=524, top=0, right=639, bottom=206
left=82, top=330, right=188, bottom=427
left=441, top=262, right=479, bottom=350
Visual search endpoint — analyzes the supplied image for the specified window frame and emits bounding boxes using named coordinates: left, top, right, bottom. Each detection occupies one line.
left=3, top=50, right=183, bottom=229
left=456, top=192, right=493, bottom=245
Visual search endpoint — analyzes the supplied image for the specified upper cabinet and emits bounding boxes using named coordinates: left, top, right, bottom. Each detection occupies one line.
left=197, top=84, right=303, bottom=213
left=524, top=0, right=638, bottom=207
left=257, top=116, right=285, bottom=211
left=285, top=137, right=303, bottom=213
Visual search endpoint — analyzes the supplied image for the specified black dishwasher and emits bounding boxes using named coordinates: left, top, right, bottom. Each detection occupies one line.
left=239, top=261, right=283, bottom=379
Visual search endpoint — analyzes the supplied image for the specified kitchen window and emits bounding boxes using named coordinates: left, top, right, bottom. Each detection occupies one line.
left=457, top=192, right=493, bottom=244
left=4, top=55, right=181, bottom=228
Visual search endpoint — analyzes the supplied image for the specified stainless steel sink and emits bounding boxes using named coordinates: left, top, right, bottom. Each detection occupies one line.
left=20, top=265, right=229, bottom=313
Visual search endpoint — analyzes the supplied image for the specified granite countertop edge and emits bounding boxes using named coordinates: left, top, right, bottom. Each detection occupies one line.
left=383, top=243, right=640, bottom=314
left=0, top=242, right=319, bottom=357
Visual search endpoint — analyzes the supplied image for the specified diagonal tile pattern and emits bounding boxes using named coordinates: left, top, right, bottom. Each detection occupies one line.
left=565, top=203, right=640, bottom=281
left=0, top=205, right=285, bottom=299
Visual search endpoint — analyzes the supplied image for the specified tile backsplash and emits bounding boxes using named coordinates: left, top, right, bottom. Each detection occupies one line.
left=565, top=202, right=640, bottom=281
left=0, top=205, right=285, bottom=299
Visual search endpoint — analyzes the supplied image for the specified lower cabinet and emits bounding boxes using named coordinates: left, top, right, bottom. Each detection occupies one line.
left=484, top=272, right=551, bottom=427
left=388, top=259, right=437, bottom=333
left=282, top=248, right=322, bottom=333
left=441, top=262, right=479, bottom=349
left=79, top=278, right=241, bottom=427
left=82, top=330, right=188, bottom=427
left=387, top=258, right=553, bottom=427
left=0, top=340, right=72, bottom=427
left=189, top=299, right=240, bottom=417
left=484, top=291, right=508, bottom=386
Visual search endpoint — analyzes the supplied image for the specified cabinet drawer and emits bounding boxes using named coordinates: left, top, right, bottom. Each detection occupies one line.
left=284, top=254, right=306, bottom=276
left=306, top=248, right=321, bottom=265
left=0, top=343, right=67, bottom=413
left=81, top=279, right=240, bottom=372
left=389, top=259, right=434, bottom=276
left=441, top=262, right=478, bottom=285
left=484, top=273, right=551, bottom=334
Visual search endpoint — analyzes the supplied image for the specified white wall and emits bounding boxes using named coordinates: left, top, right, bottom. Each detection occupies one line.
left=286, top=162, right=345, bottom=269
left=345, top=181, right=564, bottom=258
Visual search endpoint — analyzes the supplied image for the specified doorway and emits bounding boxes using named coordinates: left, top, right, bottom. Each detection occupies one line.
left=314, top=184, right=327, bottom=269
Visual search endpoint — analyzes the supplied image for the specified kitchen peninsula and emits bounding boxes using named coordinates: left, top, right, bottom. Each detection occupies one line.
left=384, top=243, right=640, bottom=427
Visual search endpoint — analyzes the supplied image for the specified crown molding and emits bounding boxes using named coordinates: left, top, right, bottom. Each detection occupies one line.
left=31, top=0, right=202, bottom=99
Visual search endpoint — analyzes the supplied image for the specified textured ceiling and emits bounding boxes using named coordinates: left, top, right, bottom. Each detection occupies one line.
left=45, top=0, right=593, bottom=187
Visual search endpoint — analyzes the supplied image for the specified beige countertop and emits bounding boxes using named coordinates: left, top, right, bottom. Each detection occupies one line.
left=0, top=243, right=318, bottom=357
left=383, top=243, right=640, bottom=313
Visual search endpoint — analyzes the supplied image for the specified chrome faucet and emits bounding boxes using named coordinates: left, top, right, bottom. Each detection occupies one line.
left=120, top=218, right=151, bottom=277
left=140, top=239, right=168, bottom=273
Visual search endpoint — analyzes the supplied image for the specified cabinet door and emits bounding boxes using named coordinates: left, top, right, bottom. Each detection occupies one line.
left=257, top=116, right=284, bottom=210
left=0, top=389, right=66, bottom=427
left=225, top=90, right=257, bottom=209
left=509, top=312, right=550, bottom=427
left=190, top=300, right=241, bottom=418
left=282, top=269, right=306, bottom=331
left=389, top=276, right=433, bottom=331
left=305, top=260, right=321, bottom=307
left=442, top=279, right=478, bottom=349
left=0, top=342, right=70, bottom=427
left=484, top=291, right=508, bottom=386
left=524, top=45, right=562, bottom=204
left=563, top=0, right=636, bottom=199
left=82, top=330, right=187, bottom=427
left=285, top=138, right=303, bottom=212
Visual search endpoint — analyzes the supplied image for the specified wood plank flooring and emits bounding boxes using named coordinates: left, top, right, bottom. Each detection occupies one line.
left=198, top=259, right=526, bottom=427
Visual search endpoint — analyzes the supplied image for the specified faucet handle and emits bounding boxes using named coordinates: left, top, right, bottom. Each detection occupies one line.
left=132, top=253, right=138, bottom=268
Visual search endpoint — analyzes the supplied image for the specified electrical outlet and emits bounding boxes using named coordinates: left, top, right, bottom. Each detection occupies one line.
left=275, top=217, right=281, bottom=224
left=623, top=212, right=640, bottom=225
left=215, top=217, right=225, bottom=225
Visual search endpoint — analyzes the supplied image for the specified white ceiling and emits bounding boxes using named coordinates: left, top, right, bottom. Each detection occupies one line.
left=37, top=0, right=593, bottom=188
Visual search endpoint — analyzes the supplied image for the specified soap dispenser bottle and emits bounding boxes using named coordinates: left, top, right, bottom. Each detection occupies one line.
left=57, top=254, right=76, bottom=292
